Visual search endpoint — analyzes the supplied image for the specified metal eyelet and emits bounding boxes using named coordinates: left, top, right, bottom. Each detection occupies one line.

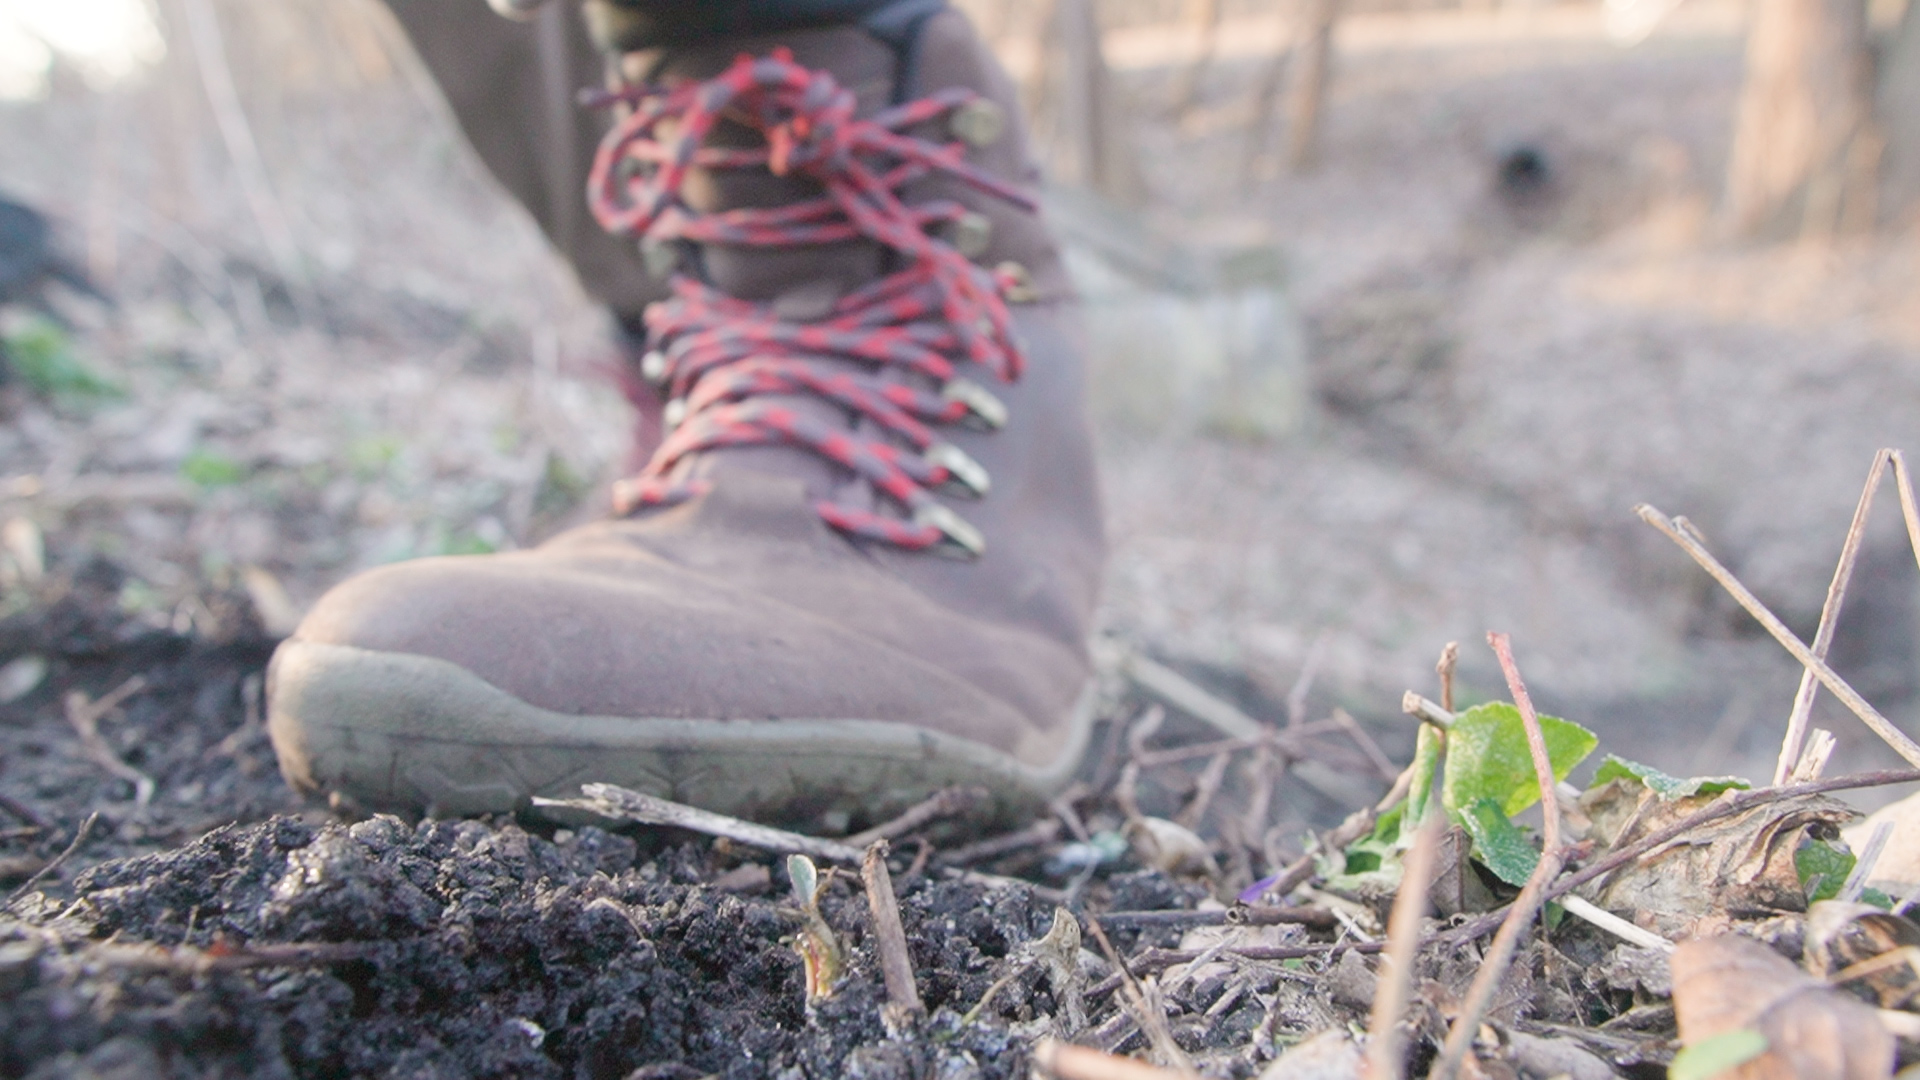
left=924, top=442, right=990, bottom=498
left=948, top=99, right=1006, bottom=149
left=996, top=260, right=1038, bottom=304
left=663, top=398, right=687, bottom=429
left=640, top=350, right=670, bottom=384
left=940, top=378, right=1007, bottom=431
left=950, top=212, right=993, bottom=259
left=913, top=503, right=985, bottom=559
left=642, top=238, right=681, bottom=279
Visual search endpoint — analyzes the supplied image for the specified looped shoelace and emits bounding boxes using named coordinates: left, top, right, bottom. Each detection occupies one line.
left=586, top=48, right=1035, bottom=556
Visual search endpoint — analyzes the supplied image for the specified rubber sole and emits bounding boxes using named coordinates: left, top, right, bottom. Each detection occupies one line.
left=267, top=640, right=1097, bottom=824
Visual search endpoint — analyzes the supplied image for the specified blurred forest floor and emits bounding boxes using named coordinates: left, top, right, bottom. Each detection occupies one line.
left=5, top=0, right=1920, bottom=803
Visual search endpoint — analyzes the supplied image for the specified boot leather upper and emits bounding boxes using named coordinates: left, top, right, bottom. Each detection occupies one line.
left=286, top=10, right=1105, bottom=769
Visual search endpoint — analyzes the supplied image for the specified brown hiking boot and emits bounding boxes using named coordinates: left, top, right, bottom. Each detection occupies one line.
left=266, top=7, right=1105, bottom=827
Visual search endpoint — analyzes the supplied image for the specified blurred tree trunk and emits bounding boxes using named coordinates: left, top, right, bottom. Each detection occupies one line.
left=1027, top=0, right=1147, bottom=205
left=1286, top=0, right=1341, bottom=170
left=1723, top=0, right=1874, bottom=238
left=1876, top=0, right=1920, bottom=222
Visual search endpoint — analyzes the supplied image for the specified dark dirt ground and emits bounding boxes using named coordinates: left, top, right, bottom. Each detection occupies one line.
left=0, top=575, right=1353, bottom=1080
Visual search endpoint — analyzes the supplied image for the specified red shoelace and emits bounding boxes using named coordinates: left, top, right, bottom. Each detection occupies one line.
left=586, top=49, right=1036, bottom=556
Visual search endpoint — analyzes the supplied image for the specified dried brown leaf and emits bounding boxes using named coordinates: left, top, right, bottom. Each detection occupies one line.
left=1806, top=900, right=1920, bottom=1010
left=1671, top=934, right=1892, bottom=1080
left=1581, top=782, right=1856, bottom=935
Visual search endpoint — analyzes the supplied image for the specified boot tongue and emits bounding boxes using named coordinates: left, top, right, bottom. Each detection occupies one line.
left=643, top=26, right=910, bottom=505
left=647, top=25, right=899, bottom=302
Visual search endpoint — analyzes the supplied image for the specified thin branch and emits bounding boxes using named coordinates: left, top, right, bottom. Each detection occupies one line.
left=861, top=840, right=924, bottom=1023
left=1175, top=751, right=1232, bottom=828
left=1892, top=450, right=1920, bottom=572
left=1638, top=503, right=1920, bottom=768
left=65, top=677, right=154, bottom=807
left=0, top=790, right=47, bottom=830
left=845, top=786, right=988, bottom=848
left=1088, top=940, right=1384, bottom=999
left=1094, top=906, right=1337, bottom=931
left=1401, top=691, right=1455, bottom=729
left=6, top=812, right=98, bottom=905
left=533, top=784, right=863, bottom=863
left=1332, top=708, right=1399, bottom=783
left=1437, top=641, right=1459, bottom=713
left=1285, top=632, right=1328, bottom=729
left=1432, top=633, right=1565, bottom=1080
left=1362, top=809, right=1444, bottom=1080
left=1124, top=652, right=1264, bottom=739
left=936, top=819, right=1062, bottom=867
left=1776, top=449, right=1888, bottom=784
left=1084, top=916, right=1196, bottom=1073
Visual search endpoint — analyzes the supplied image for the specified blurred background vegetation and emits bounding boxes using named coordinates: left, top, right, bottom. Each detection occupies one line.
left=8, top=0, right=1920, bottom=820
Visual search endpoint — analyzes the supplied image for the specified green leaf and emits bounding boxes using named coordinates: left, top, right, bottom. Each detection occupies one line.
left=1669, top=1028, right=1768, bottom=1080
left=180, top=450, right=247, bottom=488
left=1441, top=702, right=1598, bottom=820
left=1796, top=838, right=1855, bottom=904
left=1591, top=755, right=1749, bottom=800
left=1459, top=797, right=1540, bottom=886
left=1399, top=722, right=1444, bottom=847
left=2, top=316, right=121, bottom=403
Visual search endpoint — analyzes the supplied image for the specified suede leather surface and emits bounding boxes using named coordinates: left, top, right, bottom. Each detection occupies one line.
left=283, top=8, right=1103, bottom=769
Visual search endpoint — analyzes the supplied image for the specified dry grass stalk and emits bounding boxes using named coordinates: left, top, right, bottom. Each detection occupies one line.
left=1431, top=632, right=1566, bottom=1080
left=1361, top=807, right=1444, bottom=1080
left=1840, top=821, right=1894, bottom=902
left=1637, top=503, right=1920, bottom=768
left=859, top=840, right=924, bottom=1023
left=533, top=784, right=864, bottom=863
left=64, top=676, right=154, bottom=807
left=1436, top=641, right=1459, bottom=712
left=844, top=785, right=988, bottom=848
left=1555, top=895, right=1672, bottom=953
left=1775, top=449, right=1889, bottom=784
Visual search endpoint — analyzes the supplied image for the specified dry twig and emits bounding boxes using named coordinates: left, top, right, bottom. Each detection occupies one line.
left=64, top=677, right=154, bottom=807
left=1094, top=905, right=1337, bottom=931
left=936, top=819, right=1061, bottom=867
left=533, top=784, right=863, bottom=863
left=1362, top=807, right=1444, bottom=1080
left=845, top=786, right=988, bottom=848
left=1083, top=916, right=1195, bottom=1073
left=1638, top=503, right=1920, bottom=768
left=6, top=812, right=99, bottom=905
left=1124, top=652, right=1263, bottom=740
left=1432, top=633, right=1566, bottom=1080
left=1776, top=450, right=1887, bottom=784
left=860, top=840, right=924, bottom=1024
left=1437, top=641, right=1459, bottom=712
